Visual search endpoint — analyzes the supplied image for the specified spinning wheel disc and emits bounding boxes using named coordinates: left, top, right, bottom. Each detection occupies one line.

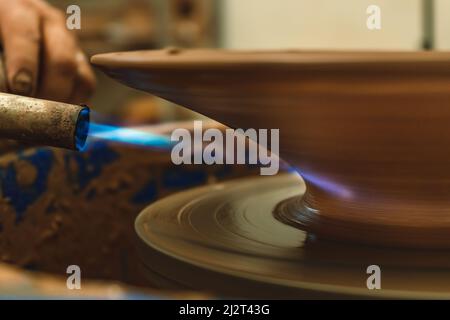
left=136, top=173, right=450, bottom=299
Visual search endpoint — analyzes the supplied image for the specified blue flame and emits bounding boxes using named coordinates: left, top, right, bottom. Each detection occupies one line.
left=75, top=108, right=90, bottom=151
left=290, top=168, right=353, bottom=199
left=87, top=123, right=173, bottom=150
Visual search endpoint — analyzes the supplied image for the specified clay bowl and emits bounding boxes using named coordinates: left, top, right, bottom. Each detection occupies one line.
left=92, top=49, right=450, bottom=248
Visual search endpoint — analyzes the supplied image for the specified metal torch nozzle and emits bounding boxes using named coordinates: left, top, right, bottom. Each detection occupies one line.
left=0, top=92, right=90, bottom=151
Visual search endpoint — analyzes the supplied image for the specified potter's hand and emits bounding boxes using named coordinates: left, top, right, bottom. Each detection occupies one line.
left=0, top=0, right=95, bottom=104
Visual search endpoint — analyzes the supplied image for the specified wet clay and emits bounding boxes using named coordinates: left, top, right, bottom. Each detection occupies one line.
left=92, top=49, right=450, bottom=248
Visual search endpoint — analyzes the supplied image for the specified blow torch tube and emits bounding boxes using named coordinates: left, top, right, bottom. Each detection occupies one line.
left=0, top=92, right=90, bottom=151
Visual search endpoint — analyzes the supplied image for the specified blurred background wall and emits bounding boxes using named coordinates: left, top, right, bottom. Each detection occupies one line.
left=436, top=0, right=450, bottom=49
left=222, top=0, right=422, bottom=50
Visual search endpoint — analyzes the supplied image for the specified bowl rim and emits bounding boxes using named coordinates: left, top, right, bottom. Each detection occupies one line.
left=91, top=49, right=450, bottom=72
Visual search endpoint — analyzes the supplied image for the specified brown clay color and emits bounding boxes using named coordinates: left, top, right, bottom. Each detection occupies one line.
left=92, top=49, right=450, bottom=248
left=136, top=174, right=450, bottom=298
